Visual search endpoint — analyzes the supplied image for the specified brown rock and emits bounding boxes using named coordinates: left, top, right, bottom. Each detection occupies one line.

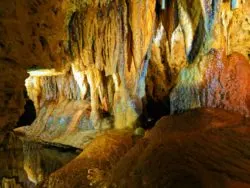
left=0, top=60, right=28, bottom=131
left=45, top=108, right=250, bottom=188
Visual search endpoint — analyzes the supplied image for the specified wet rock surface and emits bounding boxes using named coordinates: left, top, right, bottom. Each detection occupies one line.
left=0, top=133, right=78, bottom=188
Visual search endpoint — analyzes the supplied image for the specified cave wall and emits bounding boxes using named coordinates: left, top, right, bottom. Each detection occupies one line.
left=0, top=0, right=156, bottom=136
left=22, top=0, right=157, bottom=132
left=170, top=0, right=250, bottom=116
left=0, top=0, right=72, bottom=137
left=0, top=61, right=27, bottom=135
left=0, top=0, right=249, bottom=140
left=171, top=49, right=250, bottom=116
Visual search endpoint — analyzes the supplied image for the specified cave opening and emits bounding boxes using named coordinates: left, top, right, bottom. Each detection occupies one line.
left=142, top=96, right=170, bottom=129
left=16, top=89, right=36, bottom=127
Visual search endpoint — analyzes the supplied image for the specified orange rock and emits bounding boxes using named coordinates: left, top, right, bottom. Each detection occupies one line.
left=171, top=49, right=250, bottom=116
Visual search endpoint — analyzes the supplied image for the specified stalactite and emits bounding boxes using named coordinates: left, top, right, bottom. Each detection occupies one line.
left=65, top=0, right=156, bottom=129
left=221, top=3, right=233, bottom=55
left=71, top=64, right=88, bottom=100
left=0, top=0, right=249, bottom=154
left=86, top=69, right=101, bottom=129
left=177, top=0, right=194, bottom=59
left=231, top=0, right=239, bottom=9
left=161, top=0, right=166, bottom=9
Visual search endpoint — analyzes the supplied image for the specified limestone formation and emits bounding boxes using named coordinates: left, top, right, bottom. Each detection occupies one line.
left=0, top=0, right=248, bottom=171
left=170, top=49, right=250, bottom=116
left=0, top=0, right=249, bottom=187
left=0, top=0, right=248, bottom=135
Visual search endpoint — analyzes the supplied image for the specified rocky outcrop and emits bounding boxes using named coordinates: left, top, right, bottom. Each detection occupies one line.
left=108, top=108, right=250, bottom=188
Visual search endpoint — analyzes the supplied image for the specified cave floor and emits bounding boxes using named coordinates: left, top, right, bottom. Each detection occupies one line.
left=1, top=108, right=250, bottom=187
left=37, top=108, right=250, bottom=188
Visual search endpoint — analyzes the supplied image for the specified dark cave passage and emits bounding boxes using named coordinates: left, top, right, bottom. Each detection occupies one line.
left=141, top=96, right=171, bottom=130
left=16, top=93, right=36, bottom=127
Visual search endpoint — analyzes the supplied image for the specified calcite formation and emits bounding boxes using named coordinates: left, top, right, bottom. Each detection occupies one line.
left=1, top=0, right=157, bottom=137
left=15, top=0, right=157, bottom=147
left=20, top=1, right=156, bottom=134
left=66, top=0, right=156, bottom=129
left=170, top=0, right=250, bottom=116
left=0, top=0, right=249, bottom=148
left=212, top=0, right=250, bottom=57
left=0, top=0, right=249, bottom=187
left=171, top=49, right=250, bottom=116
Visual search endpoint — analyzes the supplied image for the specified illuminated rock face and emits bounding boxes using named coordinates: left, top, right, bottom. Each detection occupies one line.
left=167, top=0, right=250, bottom=117
left=13, top=0, right=157, bottom=147
left=0, top=0, right=249, bottom=140
left=23, top=0, right=157, bottom=131
left=212, top=0, right=250, bottom=58
left=66, top=0, right=156, bottom=129
left=0, top=0, right=157, bottom=136
left=171, top=49, right=250, bottom=116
